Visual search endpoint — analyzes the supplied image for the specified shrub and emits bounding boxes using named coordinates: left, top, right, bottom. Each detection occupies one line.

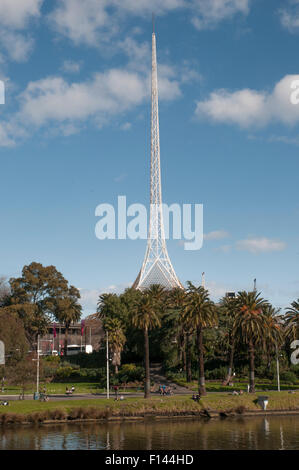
left=290, top=364, right=299, bottom=379
left=118, top=364, right=145, bottom=383
left=43, top=356, right=61, bottom=364
left=205, top=367, right=227, bottom=380
left=54, top=366, right=73, bottom=379
left=280, top=371, right=298, bottom=384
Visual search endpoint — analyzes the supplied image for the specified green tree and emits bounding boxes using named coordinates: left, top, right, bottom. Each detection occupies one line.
left=53, top=285, right=82, bottom=356
left=167, top=287, right=188, bottom=376
left=233, top=291, right=268, bottom=393
left=103, top=317, right=126, bottom=374
left=9, top=262, right=71, bottom=346
left=218, top=294, right=239, bottom=385
left=0, top=307, right=30, bottom=394
left=285, top=299, right=299, bottom=341
left=262, top=305, right=284, bottom=353
left=0, top=277, right=10, bottom=307
left=97, top=293, right=126, bottom=322
left=182, top=282, right=217, bottom=396
left=131, top=290, right=161, bottom=398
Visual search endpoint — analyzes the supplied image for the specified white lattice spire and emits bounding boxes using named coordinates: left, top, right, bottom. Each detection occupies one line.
left=133, top=31, right=182, bottom=290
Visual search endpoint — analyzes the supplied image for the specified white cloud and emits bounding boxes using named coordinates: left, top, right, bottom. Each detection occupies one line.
left=0, top=30, right=34, bottom=62
left=191, top=0, right=250, bottom=30
left=206, top=280, right=231, bottom=299
left=204, top=230, right=229, bottom=240
left=120, top=122, right=132, bottom=131
left=48, top=0, right=184, bottom=47
left=49, top=0, right=248, bottom=48
left=195, top=75, right=299, bottom=128
left=0, top=0, right=42, bottom=29
left=48, top=0, right=114, bottom=47
left=113, top=0, right=184, bottom=15
left=0, top=123, right=15, bottom=147
left=236, top=237, right=287, bottom=254
left=61, top=60, right=81, bottom=74
left=79, top=283, right=130, bottom=314
left=279, top=1, right=299, bottom=32
left=0, top=0, right=42, bottom=63
left=18, top=70, right=147, bottom=127
left=0, top=48, right=190, bottom=145
left=268, top=135, right=299, bottom=146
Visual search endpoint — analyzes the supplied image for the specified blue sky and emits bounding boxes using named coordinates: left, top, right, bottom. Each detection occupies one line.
left=1, top=0, right=299, bottom=316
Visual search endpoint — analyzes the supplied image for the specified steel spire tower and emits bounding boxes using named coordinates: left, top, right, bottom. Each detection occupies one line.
left=133, top=30, right=182, bottom=290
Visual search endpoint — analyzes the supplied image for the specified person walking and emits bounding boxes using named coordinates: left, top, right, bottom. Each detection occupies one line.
left=114, top=385, right=119, bottom=400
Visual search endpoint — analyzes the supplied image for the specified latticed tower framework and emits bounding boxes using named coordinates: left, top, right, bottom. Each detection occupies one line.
left=133, top=32, right=182, bottom=290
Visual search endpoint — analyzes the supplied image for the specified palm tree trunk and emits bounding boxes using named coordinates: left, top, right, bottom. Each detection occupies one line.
left=144, top=326, right=150, bottom=399
left=249, top=340, right=255, bottom=393
left=223, top=340, right=235, bottom=386
left=186, top=333, right=192, bottom=382
left=197, top=326, right=206, bottom=396
left=182, top=333, right=186, bottom=372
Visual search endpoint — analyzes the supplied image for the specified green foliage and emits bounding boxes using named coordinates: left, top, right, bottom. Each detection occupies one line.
left=0, top=307, right=29, bottom=365
left=280, top=371, right=298, bottom=384
left=55, top=366, right=74, bottom=379
left=205, top=367, right=227, bottom=380
left=65, top=351, right=106, bottom=368
left=117, top=363, right=145, bottom=383
left=43, top=355, right=61, bottom=364
left=7, top=262, right=82, bottom=350
left=53, top=363, right=106, bottom=382
left=290, top=364, right=299, bottom=378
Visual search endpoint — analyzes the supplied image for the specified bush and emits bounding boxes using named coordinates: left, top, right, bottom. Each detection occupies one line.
left=43, top=356, right=61, bottom=364
left=205, top=367, right=227, bottom=380
left=290, top=364, right=299, bottom=379
left=65, top=351, right=105, bottom=368
left=280, top=371, right=298, bottom=384
left=54, top=366, right=74, bottom=379
left=117, top=364, right=145, bottom=383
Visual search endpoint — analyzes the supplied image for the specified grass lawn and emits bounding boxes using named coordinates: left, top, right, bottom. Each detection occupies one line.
left=0, top=392, right=299, bottom=418
left=171, top=378, right=299, bottom=393
left=0, top=382, right=104, bottom=395
left=0, top=382, right=144, bottom=396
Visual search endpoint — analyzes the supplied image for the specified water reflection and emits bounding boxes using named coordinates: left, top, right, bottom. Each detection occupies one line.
left=0, top=416, right=299, bottom=450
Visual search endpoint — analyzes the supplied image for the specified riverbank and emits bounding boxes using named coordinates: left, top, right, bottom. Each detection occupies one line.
left=1, top=392, right=299, bottom=425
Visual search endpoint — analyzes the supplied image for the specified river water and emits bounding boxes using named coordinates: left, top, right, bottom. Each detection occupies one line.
left=0, top=416, right=299, bottom=450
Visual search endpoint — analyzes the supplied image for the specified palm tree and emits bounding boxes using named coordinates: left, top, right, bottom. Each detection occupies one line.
left=285, top=299, right=299, bottom=341
left=262, top=305, right=284, bottom=379
left=97, top=293, right=125, bottom=322
left=53, top=286, right=82, bottom=357
left=262, top=305, right=284, bottom=353
left=219, top=295, right=239, bottom=385
left=103, top=317, right=126, bottom=374
left=168, top=287, right=190, bottom=378
left=233, top=291, right=268, bottom=393
left=131, top=291, right=161, bottom=398
left=182, top=282, right=217, bottom=396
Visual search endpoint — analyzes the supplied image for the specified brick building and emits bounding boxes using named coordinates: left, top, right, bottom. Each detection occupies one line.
left=40, top=313, right=104, bottom=355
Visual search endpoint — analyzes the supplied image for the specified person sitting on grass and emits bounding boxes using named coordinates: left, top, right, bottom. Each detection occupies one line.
left=192, top=394, right=201, bottom=402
